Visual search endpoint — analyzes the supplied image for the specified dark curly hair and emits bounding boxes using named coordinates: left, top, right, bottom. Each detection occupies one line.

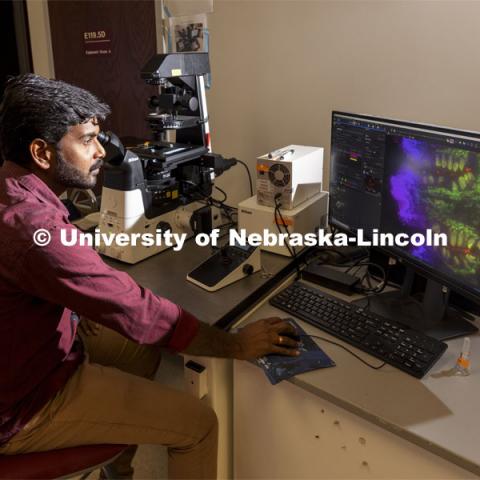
left=0, top=74, right=111, bottom=166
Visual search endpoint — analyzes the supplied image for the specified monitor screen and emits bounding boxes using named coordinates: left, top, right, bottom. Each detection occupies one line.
left=329, top=111, right=480, bottom=304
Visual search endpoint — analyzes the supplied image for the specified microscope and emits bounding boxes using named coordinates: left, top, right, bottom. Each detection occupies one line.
left=97, top=52, right=235, bottom=263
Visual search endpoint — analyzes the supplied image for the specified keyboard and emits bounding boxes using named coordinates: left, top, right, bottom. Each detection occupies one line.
left=270, top=281, right=448, bottom=378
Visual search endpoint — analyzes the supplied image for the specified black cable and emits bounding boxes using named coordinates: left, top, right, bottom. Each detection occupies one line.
left=304, top=248, right=365, bottom=269
left=220, top=203, right=237, bottom=211
left=273, top=196, right=298, bottom=256
left=357, top=262, right=387, bottom=294
left=274, top=211, right=301, bottom=279
left=344, top=257, right=367, bottom=274
left=273, top=197, right=302, bottom=279
left=214, top=186, right=227, bottom=203
left=181, top=180, right=237, bottom=227
left=220, top=204, right=235, bottom=225
left=235, top=159, right=254, bottom=197
left=304, top=250, right=386, bottom=295
left=300, top=334, right=386, bottom=370
left=216, top=220, right=236, bottom=229
left=273, top=204, right=296, bottom=258
left=181, top=179, right=211, bottom=199
left=273, top=196, right=323, bottom=280
left=342, top=260, right=387, bottom=295
left=351, top=265, right=364, bottom=277
left=181, top=180, right=214, bottom=201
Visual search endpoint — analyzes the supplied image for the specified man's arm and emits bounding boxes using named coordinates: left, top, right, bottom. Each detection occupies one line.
left=183, top=317, right=300, bottom=360
left=20, top=223, right=299, bottom=358
left=18, top=224, right=197, bottom=350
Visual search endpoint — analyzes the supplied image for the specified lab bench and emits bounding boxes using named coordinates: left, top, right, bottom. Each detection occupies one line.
left=105, top=244, right=480, bottom=479
left=104, top=239, right=298, bottom=478
left=234, top=277, right=480, bottom=479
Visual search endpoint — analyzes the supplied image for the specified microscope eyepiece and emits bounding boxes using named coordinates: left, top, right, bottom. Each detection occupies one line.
left=97, top=131, right=125, bottom=165
left=97, top=131, right=110, bottom=146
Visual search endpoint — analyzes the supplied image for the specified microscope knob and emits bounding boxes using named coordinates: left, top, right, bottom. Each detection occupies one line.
left=188, top=97, right=199, bottom=112
left=242, top=264, right=254, bottom=275
left=148, top=95, right=159, bottom=108
left=156, top=221, right=172, bottom=233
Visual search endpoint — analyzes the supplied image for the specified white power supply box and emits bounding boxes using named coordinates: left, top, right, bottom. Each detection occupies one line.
left=238, top=192, right=329, bottom=256
left=256, top=145, right=323, bottom=210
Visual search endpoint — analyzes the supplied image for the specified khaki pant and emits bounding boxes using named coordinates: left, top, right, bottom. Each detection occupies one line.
left=0, top=325, right=218, bottom=479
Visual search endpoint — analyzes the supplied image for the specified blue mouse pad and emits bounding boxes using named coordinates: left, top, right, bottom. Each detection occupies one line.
left=255, top=319, right=335, bottom=385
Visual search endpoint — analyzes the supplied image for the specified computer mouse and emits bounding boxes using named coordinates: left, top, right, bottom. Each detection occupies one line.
left=279, top=318, right=301, bottom=342
left=280, top=331, right=301, bottom=343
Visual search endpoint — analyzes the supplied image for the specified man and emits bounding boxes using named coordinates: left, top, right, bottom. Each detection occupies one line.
left=0, top=74, right=299, bottom=479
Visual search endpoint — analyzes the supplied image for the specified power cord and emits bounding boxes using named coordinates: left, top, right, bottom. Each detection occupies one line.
left=212, top=185, right=227, bottom=203
left=207, top=154, right=253, bottom=198
left=234, top=159, right=254, bottom=197
left=305, top=248, right=387, bottom=297
left=273, top=197, right=296, bottom=258
left=182, top=180, right=237, bottom=226
left=299, top=334, right=387, bottom=370
left=273, top=195, right=302, bottom=279
left=304, top=247, right=354, bottom=267
left=343, top=259, right=387, bottom=295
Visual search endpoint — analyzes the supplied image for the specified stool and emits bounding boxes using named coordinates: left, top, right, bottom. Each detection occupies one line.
left=0, top=444, right=128, bottom=479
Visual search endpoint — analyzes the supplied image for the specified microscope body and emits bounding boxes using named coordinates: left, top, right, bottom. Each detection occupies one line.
left=98, top=53, right=226, bottom=263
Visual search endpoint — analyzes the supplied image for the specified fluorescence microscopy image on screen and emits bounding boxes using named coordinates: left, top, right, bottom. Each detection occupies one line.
left=382, top=135, right=480, bottom=291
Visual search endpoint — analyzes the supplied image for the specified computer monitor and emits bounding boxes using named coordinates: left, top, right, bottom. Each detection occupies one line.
left=329, top=111, right=479, bottom=340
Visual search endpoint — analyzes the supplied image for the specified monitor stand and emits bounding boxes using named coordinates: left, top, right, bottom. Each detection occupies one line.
left=353, top=267, right=478, bottom=341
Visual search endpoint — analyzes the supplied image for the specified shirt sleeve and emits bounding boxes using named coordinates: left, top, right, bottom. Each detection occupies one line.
left=18, top=223, right=199, bottom=351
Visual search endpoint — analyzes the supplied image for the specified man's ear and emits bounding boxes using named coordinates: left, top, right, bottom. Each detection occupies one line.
left=30, top=139, right=55, bottom=171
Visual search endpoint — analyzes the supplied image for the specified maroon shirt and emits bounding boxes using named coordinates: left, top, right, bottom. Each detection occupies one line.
left=0, top=162, right=199, bottom=445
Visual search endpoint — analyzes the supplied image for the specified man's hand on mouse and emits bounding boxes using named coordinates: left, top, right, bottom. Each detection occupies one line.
left=232, top=317, right=301, bottom=360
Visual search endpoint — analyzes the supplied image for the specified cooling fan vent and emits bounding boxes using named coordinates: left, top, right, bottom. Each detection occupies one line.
left=268, top=164, right=291, bottom=187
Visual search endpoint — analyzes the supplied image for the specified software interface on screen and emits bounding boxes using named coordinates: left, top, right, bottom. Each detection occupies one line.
left=330, top=112, right=480, bottom=296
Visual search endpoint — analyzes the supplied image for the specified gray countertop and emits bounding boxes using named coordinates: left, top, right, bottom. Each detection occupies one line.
left=104, top=243, right=480, bottom=475
left=242, top=277, right=480, bottom=476
left=103, top=238, right=295, bottom=326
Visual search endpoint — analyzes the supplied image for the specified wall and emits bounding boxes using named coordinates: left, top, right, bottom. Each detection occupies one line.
left=26, top=0, right=54, bottom=78
left=48, top=0, right=157, bottom=139
left=1, top=1, right=20, bottom=94
left=205, top=1, right=480, bottom=205
left=26, top=1, right=480, bottom=205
